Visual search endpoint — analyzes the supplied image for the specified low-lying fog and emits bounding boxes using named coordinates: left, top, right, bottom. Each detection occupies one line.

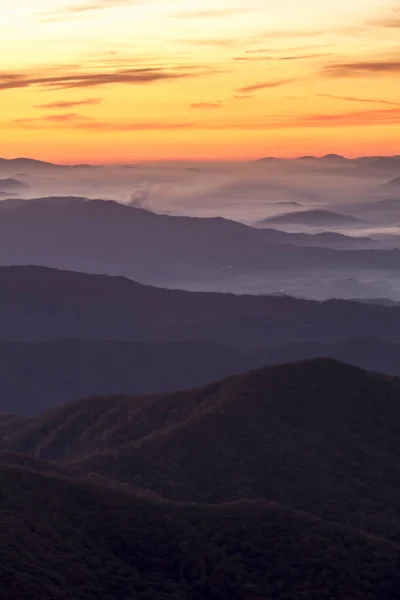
left=1, top=155, right=400, bottom=300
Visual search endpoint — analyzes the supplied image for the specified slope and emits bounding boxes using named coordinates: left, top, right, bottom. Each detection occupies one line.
left=0, top=199, right=397, bottom=288
left=5, top=359, right=400, bottom=542
left=2, top=459, right=400, bottom=600
left=3, top=266, right=400, bottom=347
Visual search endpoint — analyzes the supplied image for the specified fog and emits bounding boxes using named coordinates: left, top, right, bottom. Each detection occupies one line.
left=1, top=155, right=400, bottom=300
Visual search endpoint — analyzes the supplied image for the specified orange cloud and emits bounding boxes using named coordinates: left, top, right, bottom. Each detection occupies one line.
left=317, top=94, right=400, bottom=106
left=36, top=98, right=103, bottom=109
left=190, top=102, right=223, bottom=109
left=0, top=67, right=201, bottom=91
left=324, top=59, right=400, bottom=77
left=236, top=79, right=296, bottom=93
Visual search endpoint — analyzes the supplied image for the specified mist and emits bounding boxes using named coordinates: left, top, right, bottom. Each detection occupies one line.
left=1, top=154, right=400, bottom=300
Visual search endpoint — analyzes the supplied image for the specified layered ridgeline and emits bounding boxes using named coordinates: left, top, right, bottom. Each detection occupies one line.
left=2, top=359, right=400, bottom=598
left=3, top=267, right=400, bottom=416
left=2, top=266, right=400, bottom=347
left=0, top=197, right=397, bottom=289
left=8, top=337, right=400, bottom=415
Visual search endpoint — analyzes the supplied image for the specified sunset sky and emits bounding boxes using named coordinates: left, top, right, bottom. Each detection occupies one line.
left=1, top=0, right=399, bottom=162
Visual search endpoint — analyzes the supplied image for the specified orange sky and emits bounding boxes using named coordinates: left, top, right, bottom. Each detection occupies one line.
left=1, top=0, right=399, bottom=162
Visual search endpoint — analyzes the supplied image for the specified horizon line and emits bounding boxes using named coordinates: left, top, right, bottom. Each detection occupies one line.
left=1, top=152, right=400, bottom=167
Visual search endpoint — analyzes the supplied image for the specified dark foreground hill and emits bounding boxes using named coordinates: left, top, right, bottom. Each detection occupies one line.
left=2, top=459, right=400, bottom=600
left=4, top=266, right=400, bottom=347
left=5, top=359, right=400, bottom=543
left=0, top=339, right=261, bottom=415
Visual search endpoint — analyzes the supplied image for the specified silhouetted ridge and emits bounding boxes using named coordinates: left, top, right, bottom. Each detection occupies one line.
left=3, top=266, right=400, bottom=347
left=5, top=358, right=400, bottom=542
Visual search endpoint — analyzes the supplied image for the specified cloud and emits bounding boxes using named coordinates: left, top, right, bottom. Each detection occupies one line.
left=41, top=0, right=138, bottom=20
left=6, top=108, right=400, bottom=133
left=233, top=94, right=255, bottom=100
left=236, top=79, right=296, bottom=93
left=370, top=5, right=400, bottom=28
left=190, top=102, right=223, bottom=109
left=317, top=93, right=400, bottom=107
left=36, top=98, right=103, bottom=109
left=234, top=53, right=328, bottom=62
left=171, top=8, right=251, bottom=19
left=324, top=60, right=400, bottom=77
left=7, top=117, right=198, bottom=132
left=294, top=108, right=400, bottom=127
left=0, top=66, right=200, bottom=91
left=14, top=113, right=93, bottom=124
left=177, top=38, right=238, bottom=48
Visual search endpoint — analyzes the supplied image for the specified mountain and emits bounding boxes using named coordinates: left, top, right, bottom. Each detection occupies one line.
left=3, top=458, right=400, bottom=600
left=0, top=339, right=261, bottom=415
left=5, top=359, right=400, bottom=543
left=256, top=227, right=373, bottom=247
left=6, top=334, right=400, bottom=417
left=0, top=198, right=399, bottom=289
left=3, top=266, right=400, bottom=347
left=0, top=157, right=57, bottom=168
left=0, top=196, right=89, bottom=209
left=262, top=209, right=362, bottom=226
left=258, top=336, right=400, bottom=376
left=0, top=178, right=28, bottom=191
left=384, top=175, right=400, bottom=189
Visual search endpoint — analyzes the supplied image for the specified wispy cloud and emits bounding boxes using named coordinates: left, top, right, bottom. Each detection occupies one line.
left=233, top=94, right=255, bottom=100
left=234, top=53, right=328, bottom=62
left=317, top=93, right=400, bottom=106
left=369, top=5, right=400, bottom=28
left=236, top=79, right=296, bottom=93
left=41, top=0, right=138, bottom=20
left=190, top=102, right=223, bottom=109
left=177, top=38, right=238, bottom=48
left=324, top=59, right=400, bottom=77
left=6, top=107, right=400, bottom=133
left=36, top=97, right=103, bottom=109
left=292, top=108, right=400, bottom=127
left=171, top=8, right=252, bottom=19
left=0, top=66, right=202, bottom=91
left=14, top=113, right=93, bottom=124
left=7, top=116, right=198, bottom=131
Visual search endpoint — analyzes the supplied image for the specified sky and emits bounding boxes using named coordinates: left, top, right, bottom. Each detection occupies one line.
left=0, top=0, right=399, bottom=162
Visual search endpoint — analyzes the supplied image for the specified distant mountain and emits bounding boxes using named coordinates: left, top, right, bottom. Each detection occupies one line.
left=2, top=266, right=400, bottom=347
left=365, top=198, right=400, bottom=210
left=0, top=178, right=28, bottom=191
left=3, top=456, right=399, bottom=600
left=0, top=191, right=18, bottom=198
left=263, top=209, right=363, bottom=226
left=320, top=153, right=347, bottom=161
left=357, top=156, right=400, bottom=173
left=258, top=336, right=400, bottom=376
left=0, top=198, right=398, bottom=289
left=0, top=339, right=261, bottom=415
left=5, top=359, right=400, bottom=545
left=0, top=158, right=58, bottom=173
left=7, top=333, right=400, bottom=417
left=0, top=196, right=89, bottom=209
left=384, top=175, right=400, bottom=189
left=257, top=227, right=373, bottom=247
